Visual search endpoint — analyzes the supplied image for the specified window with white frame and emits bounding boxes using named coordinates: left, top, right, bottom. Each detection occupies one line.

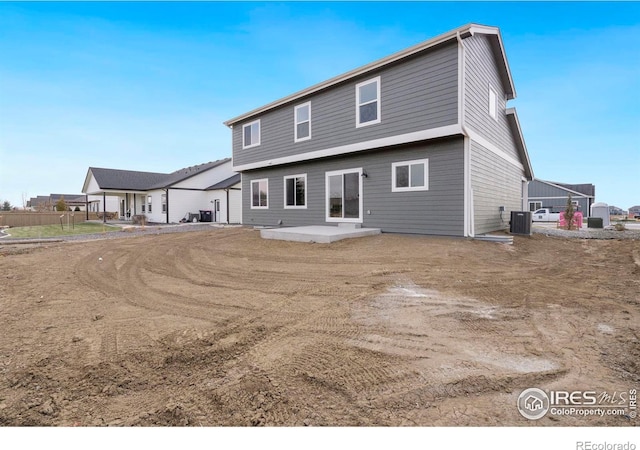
left=242, top=120, right=261, bottom=149
left=294, top=102, right=311, bottom=142
left=284, top=174, right=307, bottom=208
left=529, top=201, right=542, bottom=211
left=251, top=179, right=268, bottom=209
left=356, top=77, right=381, bottom=127
left=147, top=195, right=152, bottom=213
left=392, top=159, right=429, bottom=192
left=488, top=86, right=498, bottom=120
left=161, top=194, right=167, bottom=213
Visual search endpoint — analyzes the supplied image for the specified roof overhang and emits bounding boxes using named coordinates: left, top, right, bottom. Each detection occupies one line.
left=505, top=108, right=533, bottom=180
left=224, top=23, right=516, bottom=127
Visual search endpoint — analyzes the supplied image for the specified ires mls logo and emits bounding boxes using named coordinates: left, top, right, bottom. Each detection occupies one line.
left=517, top=387, right=637, bottom=420
left=517, top=388, right=550, bottom=420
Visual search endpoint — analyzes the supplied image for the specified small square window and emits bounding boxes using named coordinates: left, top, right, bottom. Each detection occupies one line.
left=392, top=159, right=429, bottom=192
left=243, top=120, right=261, bottom=149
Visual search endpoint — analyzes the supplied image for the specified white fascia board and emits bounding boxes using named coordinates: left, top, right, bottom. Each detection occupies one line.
left=233, top=124, right=463, bottom=172
left=505, top=108, right=533, bottom=179
left=224, top=23, right=499, bottom=127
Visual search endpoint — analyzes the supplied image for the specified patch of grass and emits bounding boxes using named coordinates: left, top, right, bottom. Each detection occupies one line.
left=5, top=222, right=121, bottom=238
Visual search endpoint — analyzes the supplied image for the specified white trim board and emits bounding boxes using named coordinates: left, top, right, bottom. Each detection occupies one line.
left=233, top=124, right=463, bottom=171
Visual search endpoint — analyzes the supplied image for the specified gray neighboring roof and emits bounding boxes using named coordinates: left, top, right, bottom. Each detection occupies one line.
left=533, top=179, right=595, bottom=198
left=554, top=182, right=595, bottom=197
left=84, top=158, right=232, bottom=193
left=89, top=168, right=169, bottom=191
left=50, top=194, right=87, bottom=203
left=206, top=173, right=241, bottom=190
left=148, top=158, right=231, bottom=189
left=224, top=23, right=513, bottom=127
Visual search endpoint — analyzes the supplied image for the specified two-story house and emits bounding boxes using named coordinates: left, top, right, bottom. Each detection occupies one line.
left=224, top=23, right=534, bottom=237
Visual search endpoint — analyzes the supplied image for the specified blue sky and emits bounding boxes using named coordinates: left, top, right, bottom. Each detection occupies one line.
left=0, top=1, right=638, bottom=210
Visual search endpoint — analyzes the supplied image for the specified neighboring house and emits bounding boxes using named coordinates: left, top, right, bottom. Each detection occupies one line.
left=224, top=23, right=533, bottom=237
left=27, top=194, right=91, bottom=211
left=528, top=179, right=595, bottom=217
left=82, top=158, right=241, bottom=224
left=629, top=205, right=640, bottom=218
left=609, top=205, right=626, bottom=216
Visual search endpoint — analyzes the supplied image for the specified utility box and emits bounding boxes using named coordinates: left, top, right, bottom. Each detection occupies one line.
left=199, top=210, right=213, bottom=223
left=588, top=217, right=603, bottom=228
left=510, top=211, right=532, bottom=235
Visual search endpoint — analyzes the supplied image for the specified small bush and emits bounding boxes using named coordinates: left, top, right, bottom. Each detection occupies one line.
left=132, top=215, right=147, bottom=225
left=614, top=223, right=626, bottom=231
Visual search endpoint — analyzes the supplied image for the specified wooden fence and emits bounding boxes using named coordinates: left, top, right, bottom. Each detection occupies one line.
left=0, top=211, right=102, bottom=227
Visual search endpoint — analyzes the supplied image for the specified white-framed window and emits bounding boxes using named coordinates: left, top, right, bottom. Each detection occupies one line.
left=251, top=179, right=269, bottom=209
left=529, top=201, right=542, bottom=212
left=284, top=174, right=307, bottom=209
left=161, top=193, right=167, bottom=213
left=242, top=119, right=261, bottom=149
left=141, top=203, right=145, bottom=213
left=356, top=76, right=381, bottom=127
left=147, top=195, right=152, bottom=213
left=294, top=102, right=311, bottom=142
left=392, top=159, right=429, bottom=192
left=325, top=168, right=363, bottom=223
left=488, top=85, right=498, bottom=121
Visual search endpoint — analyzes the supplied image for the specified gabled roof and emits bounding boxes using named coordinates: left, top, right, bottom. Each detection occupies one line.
left=148, top=158, right=231, bottom=190
left=224, top=23, right=514, bottom=127
left=86, top=168, right=168, bottom=192
left=206, top=173, right=241, bottom=190
left=83, top=158, right=232, bottom=193
left=533, top=179, right=595, bottom=198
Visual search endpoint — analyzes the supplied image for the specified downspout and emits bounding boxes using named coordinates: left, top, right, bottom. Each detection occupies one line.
left=456, top=31, right=474, bottom=238
left=225, top=189, right=230, bottom=224
left=103, top=192, right=106, bottom=223
left=165, top=189, right=169, bottom=224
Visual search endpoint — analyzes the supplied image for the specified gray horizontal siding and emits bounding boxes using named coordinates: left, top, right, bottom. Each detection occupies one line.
left=233, top=42, right=459, bottom=167
left=470, top=140, right=525, bottom=235
left=242, top=137, right=465, bottom=236
left=528, top=179, right=589, bottom=199
left=528, top=180, right=591, bottom=216
left=463, top=34, right=520, bottom=160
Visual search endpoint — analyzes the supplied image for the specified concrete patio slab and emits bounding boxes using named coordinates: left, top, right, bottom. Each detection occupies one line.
left=260, top=225, right=381, bottom=243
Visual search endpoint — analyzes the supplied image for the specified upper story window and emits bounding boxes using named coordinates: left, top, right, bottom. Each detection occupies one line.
left=392, top=159, right=429, bottom=192
left=243, top=119, right=261, bottom=149
left=294, top=102, right=311, bottom=142
left=284, top=174, right=307, bottom=208
left=251, top=179, right=268, bottom=209
left=488, top=86, right=498, bottom=121
left=356, top=76, right=381, bottom=127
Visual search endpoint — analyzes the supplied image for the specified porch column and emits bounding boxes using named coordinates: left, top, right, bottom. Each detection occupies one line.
left=103, top=193, right=106, bottom=223
left=85, top=195, right=89, bottom=220
left=125, top=193, right=129, bottom=220
left=133, top=194, right=137, bottom=216
left=165, top=189, right=169, bottom=224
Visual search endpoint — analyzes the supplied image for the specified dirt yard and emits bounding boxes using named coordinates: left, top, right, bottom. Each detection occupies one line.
left=0, top=227, right=638, bottom=426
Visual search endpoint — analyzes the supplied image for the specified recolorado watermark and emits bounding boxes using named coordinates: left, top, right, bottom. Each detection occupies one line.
left=517, top=387, right=637, bottom=420
left=576, top=442, right=636, bottom=450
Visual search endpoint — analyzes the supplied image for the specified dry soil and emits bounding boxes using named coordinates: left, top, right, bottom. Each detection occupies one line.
left=0, top=227, right=638, bottom=426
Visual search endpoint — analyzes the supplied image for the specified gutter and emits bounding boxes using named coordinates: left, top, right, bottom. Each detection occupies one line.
left=456, top=31, right=474, bottom=238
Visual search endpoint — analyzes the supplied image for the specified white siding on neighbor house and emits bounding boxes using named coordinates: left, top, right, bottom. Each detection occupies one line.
left=470, top=139, right=525, bottom=235
left=463, top=34, right=520, bottom=161
left=228, top=185, right=242, bottom=223
left=87, top=194, right=119, bottom=213
left=85, top=174, right=101, bottom=195
left=171, top=163, right=236, bottom=190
